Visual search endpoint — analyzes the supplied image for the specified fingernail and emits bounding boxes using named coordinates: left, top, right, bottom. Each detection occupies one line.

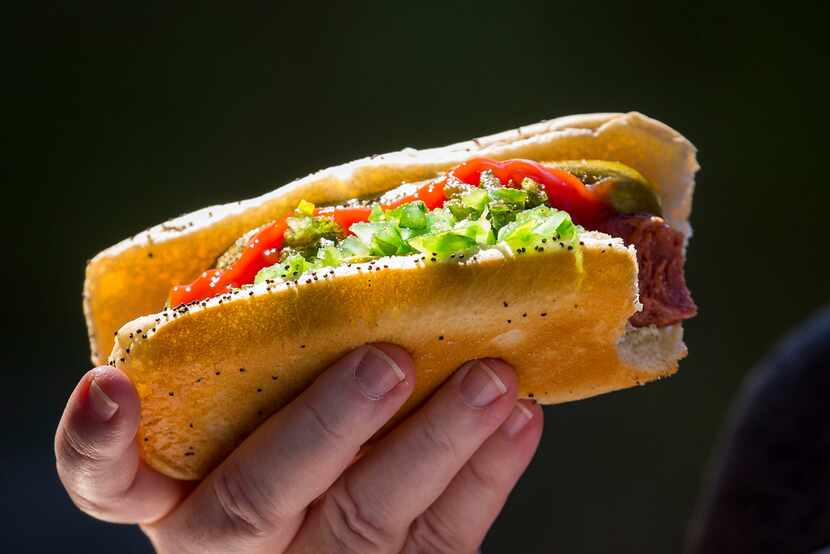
left=502, top=401, right=533, bottom=438
left=355, top=346, right=406, bottom=399
left=89, top=379, right=119, bottom=422
left=459, top=361, right=507, bottom=408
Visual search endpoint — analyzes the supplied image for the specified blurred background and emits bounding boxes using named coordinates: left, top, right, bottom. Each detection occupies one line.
left=5, top=2, right=830, bottom=552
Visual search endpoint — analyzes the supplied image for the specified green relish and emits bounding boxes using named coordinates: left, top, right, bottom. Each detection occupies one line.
left=254, top=171, right=582, bottom=284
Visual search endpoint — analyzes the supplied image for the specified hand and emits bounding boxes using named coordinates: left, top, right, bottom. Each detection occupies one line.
left=56, top=344, right=543, bottom=553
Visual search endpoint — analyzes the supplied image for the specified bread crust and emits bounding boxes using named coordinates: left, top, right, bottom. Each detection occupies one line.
left=90, top=112, right=698, bottom=479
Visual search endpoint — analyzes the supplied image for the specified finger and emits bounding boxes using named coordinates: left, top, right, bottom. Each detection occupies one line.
left=404, top=400, right=544, bottom=553
left=55, top=366, right=188, bottom=523
left=147, top=344, right=414, bottom=554
left=294, top=358, right=517, bottom=553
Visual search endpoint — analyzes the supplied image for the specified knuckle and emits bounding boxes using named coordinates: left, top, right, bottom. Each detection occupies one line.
left=407, top=510, right=473, bottom=554
left=66, top=488, right=110, bottom=520
left=462, top=458, right=501, bottom=500
left=142, top=525, right=201, bottom=554
left=55, top=427, right=110, bottom=503
left=55, top=427, right=126, bottom=521
left=56, top=425, right=105, bottom=469
left=299, top=395, right=347, bottom=445
left=417, top=409, right=458, bottom=462
left=210, top=461, right=283, bottom=539
left=322, top=477, right=395, bottom=553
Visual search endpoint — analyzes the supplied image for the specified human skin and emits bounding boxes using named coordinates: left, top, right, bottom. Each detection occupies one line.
left=55, top=343, right=543, bottom=553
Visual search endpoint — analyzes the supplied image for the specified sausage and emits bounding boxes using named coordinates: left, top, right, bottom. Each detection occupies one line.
left=598, top=214, right=697, bottom=327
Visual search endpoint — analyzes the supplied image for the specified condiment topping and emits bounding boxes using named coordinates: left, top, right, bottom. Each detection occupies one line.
left=448, top=158, right=612, bottom=227
left=169, top=158, right=639, bottom=306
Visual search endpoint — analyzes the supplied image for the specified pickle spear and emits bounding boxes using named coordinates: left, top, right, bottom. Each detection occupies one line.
left=547, top=160, right=662, bottom=216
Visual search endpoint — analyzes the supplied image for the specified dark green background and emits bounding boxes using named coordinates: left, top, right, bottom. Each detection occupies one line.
left=6, top=2, right=830, bottom=552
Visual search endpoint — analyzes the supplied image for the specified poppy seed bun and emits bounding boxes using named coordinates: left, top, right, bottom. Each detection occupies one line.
left=91, top=112, right=697, bottom=479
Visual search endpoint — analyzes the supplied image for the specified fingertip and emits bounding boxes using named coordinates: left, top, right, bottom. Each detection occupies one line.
left=521, top=398, right=544, bottom=429
left=520, top=397, right=543, bottom=416
left=58, top=366, right=141, bottom=463
left=366, top=343, right=416, bottom=386
left=502, top=399, right=544, bottom=446
left=87, top=366, right=140, bottom=424
left=478, top=358, right=519, bottom=395
left=88, top=380, right=119, bottom=422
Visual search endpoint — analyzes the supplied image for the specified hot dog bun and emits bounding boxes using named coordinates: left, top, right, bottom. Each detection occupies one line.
left=90, top=112, right=698, bottom=479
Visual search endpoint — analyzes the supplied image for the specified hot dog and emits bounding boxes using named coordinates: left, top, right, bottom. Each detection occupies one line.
left=84, top=112, right=699, bottom=479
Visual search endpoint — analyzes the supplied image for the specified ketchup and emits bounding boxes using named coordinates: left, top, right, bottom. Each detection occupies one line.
left=448, top=158, right=610, bottom=227
left=168, top=218, right=289, bottom=307
left=169, top=158, right=611, bottom=306
left=168, top=206, right=377, bottom=307
left=383, top=180, right=447, bottom=210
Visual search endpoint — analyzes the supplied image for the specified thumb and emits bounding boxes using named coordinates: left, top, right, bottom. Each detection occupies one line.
left=55, top=366, right=188, bottom=523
